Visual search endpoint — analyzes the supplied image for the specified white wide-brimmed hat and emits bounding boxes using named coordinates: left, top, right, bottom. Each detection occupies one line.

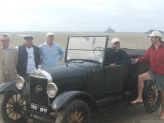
left=46, top=32, right=54, bottom=37
left=148, top=31, right=162, bottom=37
left=111, top=37, right=120, bottom=44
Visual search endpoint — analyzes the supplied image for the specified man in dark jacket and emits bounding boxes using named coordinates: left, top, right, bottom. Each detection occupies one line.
left=104, top=37, right=131, bottom=67
left=17, top=35, right=40, bottom=77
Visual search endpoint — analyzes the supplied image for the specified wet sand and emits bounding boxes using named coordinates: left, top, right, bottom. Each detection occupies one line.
left=24, top=104, right=163, bottom=123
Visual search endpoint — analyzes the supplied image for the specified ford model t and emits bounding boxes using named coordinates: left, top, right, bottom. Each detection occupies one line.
left=0, top=36, right=160, bottom=123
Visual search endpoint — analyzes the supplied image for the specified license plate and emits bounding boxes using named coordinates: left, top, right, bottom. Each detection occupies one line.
left=31, top=103, right=48, bottom=114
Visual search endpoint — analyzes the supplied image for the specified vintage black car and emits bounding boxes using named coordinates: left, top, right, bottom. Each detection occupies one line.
left=0, top=36, right=161, bottom=123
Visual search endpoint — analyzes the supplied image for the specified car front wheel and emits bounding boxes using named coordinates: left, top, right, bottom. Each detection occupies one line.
left=143, top=80, right=161, bottom=113
left=55, top=100, right=91, bottom=123
left=0, top=93, right=6, bottom=123
left=0, top=91, right=29, bottom=123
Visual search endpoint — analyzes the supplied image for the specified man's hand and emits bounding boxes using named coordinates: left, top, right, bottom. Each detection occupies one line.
left=132, top=58, right=139, bottom=64
left=110, top=63, right=116, bottom=67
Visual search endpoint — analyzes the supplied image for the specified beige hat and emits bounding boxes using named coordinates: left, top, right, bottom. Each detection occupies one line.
left=111, top=37, right=120, bottom=44
left=46, top=32, right=54, bottom=37
left=148, top=31, right=162, bottom=37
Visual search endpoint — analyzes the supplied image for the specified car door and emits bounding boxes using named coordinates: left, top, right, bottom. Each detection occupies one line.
left=87, top=66, right=104, bottom=99
left=103, top=65, right=126, bottom=95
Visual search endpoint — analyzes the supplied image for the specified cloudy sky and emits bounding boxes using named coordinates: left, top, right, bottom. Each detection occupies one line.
left=0, top=0, right=163, bottom=32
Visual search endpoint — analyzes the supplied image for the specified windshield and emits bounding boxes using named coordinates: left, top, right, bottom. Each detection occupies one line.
left=66, top=36, right=107, bottom=63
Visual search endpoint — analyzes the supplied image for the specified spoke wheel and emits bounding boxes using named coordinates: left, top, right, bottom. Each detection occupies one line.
left=68, top=110, right=84, bottom=123
left=143, top=80, right=161, bottom=113
left=147, top=84, right=159, bottom=107
left=55, top=100, right=91, bottom=123
left=0, top=91, right=29, bottom=123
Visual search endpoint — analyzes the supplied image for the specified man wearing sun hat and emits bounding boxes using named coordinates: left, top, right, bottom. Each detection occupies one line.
left=39, top=32, right=64, bottom=69
left=17, top=35, right=40, bottom=77
left=104, top=37, right=131, bottom=67
left=131, top=31, right=164, bottom=119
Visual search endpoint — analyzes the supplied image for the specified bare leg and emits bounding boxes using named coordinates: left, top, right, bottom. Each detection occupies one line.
left=131, top=72, right=152, bottom=104
left=160, top=91, right=164, bottom=120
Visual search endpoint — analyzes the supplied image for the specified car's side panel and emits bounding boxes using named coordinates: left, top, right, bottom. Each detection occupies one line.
left=103, top=65, right=126, bottom=94
left=126, top=63, right=150, bottom=89
left=51, top=91, right=97, bottom=112
left=87, top=67, right=104, bottom=99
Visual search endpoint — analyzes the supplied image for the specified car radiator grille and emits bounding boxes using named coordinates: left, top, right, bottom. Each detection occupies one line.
left=30, top=76, right=49, bottom=107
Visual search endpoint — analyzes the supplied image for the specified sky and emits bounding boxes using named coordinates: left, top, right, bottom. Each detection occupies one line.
left=0, top=0, right=164, bottom=32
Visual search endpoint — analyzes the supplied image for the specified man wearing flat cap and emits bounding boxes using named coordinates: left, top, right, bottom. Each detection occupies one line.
left=39, top=32, right=64, bottom=69
left=17, top=35, right=40, bottom=77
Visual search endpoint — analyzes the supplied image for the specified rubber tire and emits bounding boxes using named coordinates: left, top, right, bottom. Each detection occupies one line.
left=55, top=100, right=91, bottom=123
left=0, top=94, right=6, bottom=123
left=0, top=91, right=28, bottom=123
left=143, top=80, right=161, bottom=113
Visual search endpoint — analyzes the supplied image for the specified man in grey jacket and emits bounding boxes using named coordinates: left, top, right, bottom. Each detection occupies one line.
left=0, top=34, right=17, bottom=83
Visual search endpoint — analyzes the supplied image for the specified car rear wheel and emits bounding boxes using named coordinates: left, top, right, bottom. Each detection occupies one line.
left=55, top=100, right=91, bottom=123
left=143, top=80, right=161, bottom=113
left=0, top=91, right=29, bottom=123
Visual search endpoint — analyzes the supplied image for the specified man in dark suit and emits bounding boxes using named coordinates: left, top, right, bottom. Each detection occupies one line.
left=17, top=35, right=40, bottom=77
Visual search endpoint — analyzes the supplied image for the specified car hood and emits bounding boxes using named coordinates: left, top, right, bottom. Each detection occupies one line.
left=45, top=62, right=101, bottom=92
left=46, top=62, right=100, bottom=81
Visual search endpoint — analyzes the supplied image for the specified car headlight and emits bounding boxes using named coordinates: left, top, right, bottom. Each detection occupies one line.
left=16, top=75, right=25, bottom=90
left=47, top=82, right=58, bottom=98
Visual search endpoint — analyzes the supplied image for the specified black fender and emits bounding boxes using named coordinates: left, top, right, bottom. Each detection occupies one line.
left=0, top=81, right=17, bottom=94
left=51, top=91, right=97, bottom=112
left=0, top=80, right=29, bottom=97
